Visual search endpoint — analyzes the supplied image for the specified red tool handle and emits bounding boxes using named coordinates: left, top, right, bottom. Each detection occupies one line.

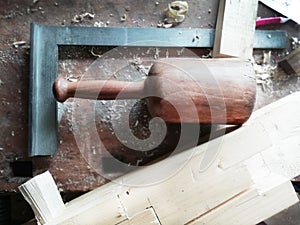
left=53, top=77, right=145, bottom=103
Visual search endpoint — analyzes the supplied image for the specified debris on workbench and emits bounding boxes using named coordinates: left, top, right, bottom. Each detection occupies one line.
left=120, top=14, right=127, bottom=22
left=71, top=12, right=95, bottom=23
left=129, top=56, right=151, bottom=75
left=279, top=47, right=300, bottom=76
left=146, top=47, right=161, bottom=59
left=94, top=21, right=107, bottom=27
left=291, top=37, right=300, bottom=50
left=254, top=51, right=278, bottom=91
left=66, top=76, right=79, bottom=82
left=201, top=50, right=212, bottom=58
left=90, top=47, right=103, bottom=57
left=158, top=1, right=188, bottom=28
left=12, top=41, right=26, bottom=48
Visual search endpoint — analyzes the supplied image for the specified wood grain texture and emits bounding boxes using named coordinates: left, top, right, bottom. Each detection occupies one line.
left=117, top=208, right=161, bottom=225
left=20, top=92, right=300, bottom=225
left=53, top=58, right=256, bottom=125
left=146, top=58, right=256, bottom=124
left=213, top=0, right=258, bottom=59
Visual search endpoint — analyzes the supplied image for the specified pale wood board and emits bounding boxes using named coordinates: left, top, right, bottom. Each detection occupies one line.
left=18, top=171, right=65, bottom=224
left=52, top=155, right=252, bottom=224
left=213, top=0, right=258, bottom=59
left=117, top=207, right=161, bottom=225
left=188, top=177, right=298, bottom=225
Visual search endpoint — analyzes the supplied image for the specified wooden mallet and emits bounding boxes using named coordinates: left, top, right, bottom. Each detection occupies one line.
left=53, top=58, right=256, bottom=125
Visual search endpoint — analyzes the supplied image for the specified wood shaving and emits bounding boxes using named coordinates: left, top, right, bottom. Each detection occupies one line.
left=12, top=41, right=26, bottom=48
left=66, top=76, right=79, bottom=82
left=90, top=47, right=102, bottom=57
left=253, top=52, right=278, bottom=91
left=94, top=21, right=107, bottom=27
left=160, top=0, right=188, bottom=28
left=120, top=14, right=127, bottom=22
left=291, top=37, right=300, bottom=50
left=129, top=56, right=150, bottom=75
left=71, top=12, right=95, bottom=23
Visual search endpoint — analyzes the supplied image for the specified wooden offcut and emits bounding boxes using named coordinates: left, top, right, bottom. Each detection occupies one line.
left=279, top=48, right=300, bottom=75
left=18, top=171, right=65, bottom=224
left=213, top=0, right=259, bottom=59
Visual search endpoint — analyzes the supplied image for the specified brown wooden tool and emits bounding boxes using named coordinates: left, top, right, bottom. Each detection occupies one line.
left=53, top=58, right=256, bottom=125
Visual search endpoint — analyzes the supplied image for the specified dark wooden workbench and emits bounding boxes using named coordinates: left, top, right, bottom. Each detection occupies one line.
left=0, top=0, right=220, bottom=193
left=1, top=0, right=300, bottom=188
left=1, top=0, right=300, bottom=223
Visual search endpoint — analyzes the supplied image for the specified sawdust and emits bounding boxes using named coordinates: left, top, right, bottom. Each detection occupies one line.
left=12, top=41, right=26, bottom=48
left=254, top=51, right=278, bottom=91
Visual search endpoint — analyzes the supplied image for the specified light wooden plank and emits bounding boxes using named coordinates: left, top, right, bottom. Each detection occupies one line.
left=219, top=92, right=300, bottom=170
left=52, top=157, right=252, bottom=225
left=117, top=208, right=160, bottom=225
left=213, top=0, right=258, bottom=59
left=187, top=177, right=298, bottom=225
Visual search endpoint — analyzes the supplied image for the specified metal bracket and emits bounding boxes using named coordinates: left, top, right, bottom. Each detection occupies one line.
left=29, top=23, right=287, bottom=156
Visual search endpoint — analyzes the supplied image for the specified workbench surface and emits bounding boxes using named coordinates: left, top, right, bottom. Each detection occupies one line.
left=0, top=0, right=299, bottom=193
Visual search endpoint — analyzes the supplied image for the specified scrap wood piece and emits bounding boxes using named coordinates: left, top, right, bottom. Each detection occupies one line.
left=117, top=207, right=161, bottom=225
left=279, top=47, right=300, bottom=75
left=20, top=92, right=300, bottom=225
left=18, top=171, right=65, bottom=224
left=213, top=0, right=259, bottom=59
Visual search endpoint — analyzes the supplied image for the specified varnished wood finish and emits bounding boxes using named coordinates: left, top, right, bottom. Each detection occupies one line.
left=53, top=58, right=256, bottom=125
left=53, top=78, right=145, bottom=102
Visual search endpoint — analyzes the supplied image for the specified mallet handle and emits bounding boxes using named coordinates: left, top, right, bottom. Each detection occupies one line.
left=53, top=77, right=145, bottom=103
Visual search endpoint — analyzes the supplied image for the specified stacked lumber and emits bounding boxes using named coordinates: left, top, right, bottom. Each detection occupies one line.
left=20, top=92, right=300, bottom=225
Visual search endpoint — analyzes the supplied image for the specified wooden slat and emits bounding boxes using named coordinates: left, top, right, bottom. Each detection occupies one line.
left=18, top=171, right=65, bottom=224
left=213, top=0, right=258, bottom=59
left=117, top=208, right=160, bottom=225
